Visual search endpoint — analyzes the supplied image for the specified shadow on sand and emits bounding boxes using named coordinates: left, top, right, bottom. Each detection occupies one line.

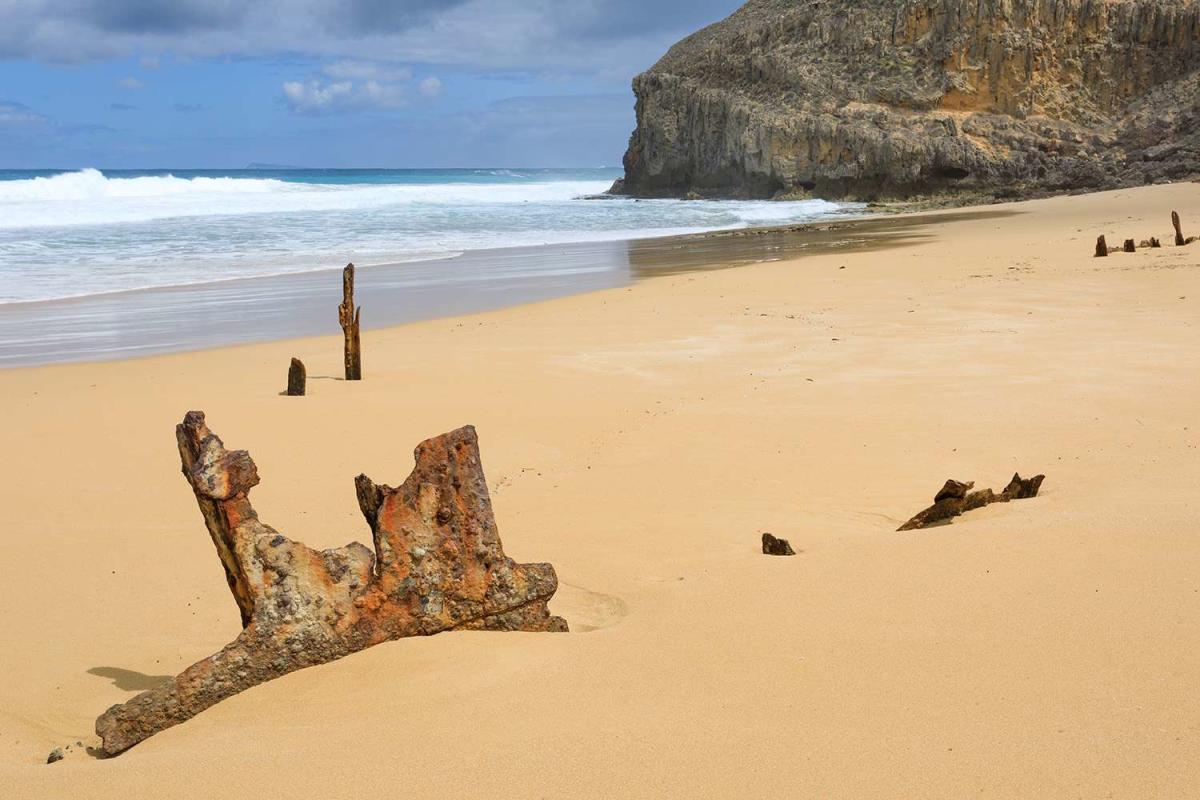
left=87, top=666, right=173, bottom=692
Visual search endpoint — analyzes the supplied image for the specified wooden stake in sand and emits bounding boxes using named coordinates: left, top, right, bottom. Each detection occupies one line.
left=1173, top=211, right=1185, bottom=246
left=93, top=412, right=566, bottom=756
left=1123, top=239, right=1136, bottom=253
left=286, top=357, right=306, bottom=396
left=1095, top=235, right=1108, bottom=257
left=338, top=263, right=362, bottom=381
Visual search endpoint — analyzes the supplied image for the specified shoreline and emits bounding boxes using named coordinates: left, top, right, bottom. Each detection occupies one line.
left=0, top=207, right=1018, bottom=368
left=2, top=183, right=1198, bottom=798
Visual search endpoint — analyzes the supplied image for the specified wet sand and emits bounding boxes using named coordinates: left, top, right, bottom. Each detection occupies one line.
left=0, top=210, right=1013, bottom=367
left=1, top=184, right=1198, bottom=798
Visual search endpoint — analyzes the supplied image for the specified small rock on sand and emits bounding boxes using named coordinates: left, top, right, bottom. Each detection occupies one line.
left=761, top=533, right=796, bottom=556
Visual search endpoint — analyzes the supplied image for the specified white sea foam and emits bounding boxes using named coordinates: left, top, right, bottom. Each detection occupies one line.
left=0, top=168, right=285, bottom=200
left=0, top=169, right=859, bottom=303
left=0, top=169, right=621, bottom=229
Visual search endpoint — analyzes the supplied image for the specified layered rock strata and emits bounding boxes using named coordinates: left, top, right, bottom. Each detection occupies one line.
left=619, top=0, right=1200, bottom=200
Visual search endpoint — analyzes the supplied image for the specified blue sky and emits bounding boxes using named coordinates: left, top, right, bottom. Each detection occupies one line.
left=0, top=0, right=741, bottom=169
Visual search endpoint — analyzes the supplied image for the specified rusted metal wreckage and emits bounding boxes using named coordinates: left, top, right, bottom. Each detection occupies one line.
left=95, top=412, right=566, bottom=756
left=898, top=473, right=1045, bottom=531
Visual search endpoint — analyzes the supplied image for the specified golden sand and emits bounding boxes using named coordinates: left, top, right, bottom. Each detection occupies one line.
left=2, top=184, right=1198, bottom=798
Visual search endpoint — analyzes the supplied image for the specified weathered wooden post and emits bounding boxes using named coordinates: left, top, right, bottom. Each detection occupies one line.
left=338, top=263, right=362, bottom=381
left=286, top=358, right=306, bottom=396
left=1122, top=238, right=1136, bottom=253
left=1172, top=211, right=1185, bottom=246
left=1095, top=235, right=1108, bottom=257
left=1150, top=237, right=1162, bottom=248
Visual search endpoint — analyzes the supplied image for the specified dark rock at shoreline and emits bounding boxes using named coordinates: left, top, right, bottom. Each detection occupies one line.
left=617, top=0, right=1200, bottom=202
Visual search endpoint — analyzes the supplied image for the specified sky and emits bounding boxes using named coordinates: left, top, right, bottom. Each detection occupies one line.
left=0, top=0, right=742, bottom=169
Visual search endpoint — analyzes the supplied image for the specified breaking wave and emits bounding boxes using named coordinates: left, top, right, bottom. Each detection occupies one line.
left=0, top=168, right=615, bottom=229
left=0, top=168, right=858, bottom=303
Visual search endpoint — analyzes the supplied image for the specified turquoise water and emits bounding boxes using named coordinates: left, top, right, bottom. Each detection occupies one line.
left=0, top=167, right=857, bottom=303
left=0, top=167, right=615, bottom=185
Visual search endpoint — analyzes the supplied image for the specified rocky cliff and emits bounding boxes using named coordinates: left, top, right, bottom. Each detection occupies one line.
left=618, top=0, right=1200, bottom=200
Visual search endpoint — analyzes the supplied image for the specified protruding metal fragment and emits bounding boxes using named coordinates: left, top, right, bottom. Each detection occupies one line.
left=95, top=412, right=566, bottom=756
left=898, top=472, right=1045, bottom=531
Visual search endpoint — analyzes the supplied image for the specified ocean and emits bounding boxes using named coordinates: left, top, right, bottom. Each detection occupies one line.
left=0, top=167, right=857, bottom=305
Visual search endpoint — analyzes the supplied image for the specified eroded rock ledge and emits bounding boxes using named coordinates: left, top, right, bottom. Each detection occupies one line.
left=619, top=0, right=1200, bottom=201
left=95, top=412, right=566, bottom=756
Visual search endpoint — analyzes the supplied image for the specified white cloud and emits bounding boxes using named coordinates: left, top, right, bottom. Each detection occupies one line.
left=358, top=80, right=406, bottom=108
left=0, top=0, right=740, bottom=80
left=281, top=60, right=424, bottom=114
left=282, top=79, right=352, bottom=112
left=418, top=76, right=443, bottom=97
left=138, top=55, right=160, bottom=70
left=323, top=61, right=411, bottom=82
left=118, top=76, right=143, bottom=90
left=0, top=100, right=48, bottom=126
left=281, top=78, right=406, bottom=113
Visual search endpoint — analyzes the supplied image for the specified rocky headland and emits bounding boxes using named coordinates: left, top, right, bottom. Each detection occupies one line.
left=617, top=0, right=1200, bottom=201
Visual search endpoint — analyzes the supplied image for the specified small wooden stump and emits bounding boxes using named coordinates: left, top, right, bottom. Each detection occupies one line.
left=286, top=358, right=306, bottom=396
left=761, top=533, right=796, bottom=556
left=1173, top=211, right=1185, bottom=246
left=1094, top=235, right=1108, bottom=257
left=1122, top=238, right=1136, bottom=253
left=1149, top=237, right=1162, bottom=248
left=339, top=263, right=362, bottom=381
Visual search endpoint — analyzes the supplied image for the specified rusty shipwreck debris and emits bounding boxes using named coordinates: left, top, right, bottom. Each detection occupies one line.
left=898, top=473, right=1045, bottom=531
left=286, top=357, right=306, bottom=396
left=95, top=412, right=566, bottom=756
left=761, top=533, right=796, bottom=556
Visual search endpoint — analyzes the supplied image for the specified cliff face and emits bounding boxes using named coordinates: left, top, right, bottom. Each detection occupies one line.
left=619, top=0, right=1200, bottom=200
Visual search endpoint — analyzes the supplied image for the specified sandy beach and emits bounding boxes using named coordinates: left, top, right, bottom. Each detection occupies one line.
left=2, top=183, right=1198, bottom=797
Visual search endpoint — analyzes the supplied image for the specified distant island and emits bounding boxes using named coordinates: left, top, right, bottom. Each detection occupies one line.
left=616, top=0, right=1200, bottom=201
